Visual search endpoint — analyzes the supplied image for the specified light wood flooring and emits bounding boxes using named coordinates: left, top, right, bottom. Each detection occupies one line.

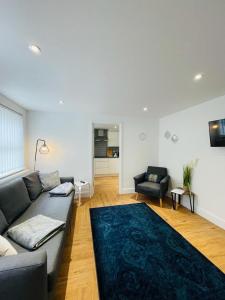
left=53, top=176, right=225, bottom=300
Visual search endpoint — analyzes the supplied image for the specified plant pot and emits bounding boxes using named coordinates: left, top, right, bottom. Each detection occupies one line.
left=183, top=185, right=189, bottom=192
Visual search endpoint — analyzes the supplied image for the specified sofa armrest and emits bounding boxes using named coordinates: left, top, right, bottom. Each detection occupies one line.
left=133, top=173, right=146, bottom=186
left=0, top=251, right=48, bottom=300
left=60, top=177, right=74, bottom=184
left=160, top=175, right=170, bottom=197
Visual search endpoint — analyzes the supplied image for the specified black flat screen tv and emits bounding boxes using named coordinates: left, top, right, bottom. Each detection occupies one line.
left=209, top=118, right=225, bottom=147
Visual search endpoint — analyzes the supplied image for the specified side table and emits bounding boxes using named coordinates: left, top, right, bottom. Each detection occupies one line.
left=74, top=181, right=91, bottom=206
left=171, top=188, right=195, bottom=213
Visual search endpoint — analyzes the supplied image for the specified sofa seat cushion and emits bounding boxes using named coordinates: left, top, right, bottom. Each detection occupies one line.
left=4, top=190, right=74, bottom=291
left=136, top=181, right=160, bottom=196
left=23, top=171, right=42, bottom=200
left=0, top=178, right=31, bottom=224
left=0, top=210, right=8, bottom=234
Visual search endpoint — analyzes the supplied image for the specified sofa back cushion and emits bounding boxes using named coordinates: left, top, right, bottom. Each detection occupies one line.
left=23, top=171, right=42, bottom=200
left=0, top=210, right=8, bottom=234
left=0, top=178, right=31, bottom=224
left=39, top=170, right=61, bottom=191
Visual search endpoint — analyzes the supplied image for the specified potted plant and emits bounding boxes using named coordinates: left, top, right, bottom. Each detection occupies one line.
left=183, top=159, right=198, bottom=193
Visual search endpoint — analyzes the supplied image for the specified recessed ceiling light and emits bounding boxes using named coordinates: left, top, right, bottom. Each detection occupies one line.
left=194, top=73, right=203, bottom=81
left=143, top=107, right=148, bottom=112
left=28, top=44, right=41, bottom=55
left=59, top=100, right=64, bottom=105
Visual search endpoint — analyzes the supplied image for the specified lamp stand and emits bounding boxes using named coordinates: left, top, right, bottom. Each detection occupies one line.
left=34, top=138, right=47, bottom=171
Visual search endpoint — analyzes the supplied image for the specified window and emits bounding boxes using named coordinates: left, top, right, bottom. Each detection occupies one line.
left=219, top=119, right=225, bottom=136
left=0, top=104, right=24, bottom=178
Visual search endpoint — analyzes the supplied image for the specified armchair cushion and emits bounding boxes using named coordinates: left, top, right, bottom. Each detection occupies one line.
left=145, top=173, right=164, bottom=183
left=137, top=182, right=160, bottom=194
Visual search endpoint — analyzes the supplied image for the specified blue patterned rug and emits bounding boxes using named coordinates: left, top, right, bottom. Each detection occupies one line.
left=90, top=203, right=225, bottom=300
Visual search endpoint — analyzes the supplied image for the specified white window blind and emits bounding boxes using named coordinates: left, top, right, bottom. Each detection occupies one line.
left=0, top=104, right=24, bottom=178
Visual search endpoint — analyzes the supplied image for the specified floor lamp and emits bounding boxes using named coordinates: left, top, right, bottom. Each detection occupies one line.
left=34, top=139, right=49, bottom=170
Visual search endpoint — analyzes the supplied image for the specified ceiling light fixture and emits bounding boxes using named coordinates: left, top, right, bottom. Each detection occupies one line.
left=143, top=107, right=148, bottom=112
left=59, top=100, right=64, bottom=105
left=28, top=44, right=41, bottom=55
left=194, top=73, right=203, bottom=81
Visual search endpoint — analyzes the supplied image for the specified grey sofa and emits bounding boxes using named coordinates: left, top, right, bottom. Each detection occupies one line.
left=0, top=174, right=75, bottom=300
left=134, top=166, right=170, bottom=207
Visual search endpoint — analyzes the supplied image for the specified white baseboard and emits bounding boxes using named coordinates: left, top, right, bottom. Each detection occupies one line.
left=169, top=194, right=225, bottom=230
left=196, top=207, right=225, bottom=230
left=120, top=187, right=135, bottom=194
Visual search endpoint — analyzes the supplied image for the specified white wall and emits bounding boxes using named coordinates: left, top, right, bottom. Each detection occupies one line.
left=159, top=94, right=225, bottom=229
left=27, top=111, right=159, bottom=193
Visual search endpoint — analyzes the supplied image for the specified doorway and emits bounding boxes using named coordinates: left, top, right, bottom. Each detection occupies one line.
left=91, top=123, right=122, bottom=195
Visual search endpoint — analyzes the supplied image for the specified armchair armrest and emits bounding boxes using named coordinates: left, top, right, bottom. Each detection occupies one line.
left=133, top=173, right=146, bottom=185
left=0, top=251, right=48, bottom=300
left=160, top=175, right=170, bottom=197
left=60, top=176, right=74, bottom=184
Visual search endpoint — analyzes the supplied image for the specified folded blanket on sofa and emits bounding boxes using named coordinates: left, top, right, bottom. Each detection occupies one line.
left=49, top=182, right=74, bottom=197
left=7, top=215, right=65, bottom=250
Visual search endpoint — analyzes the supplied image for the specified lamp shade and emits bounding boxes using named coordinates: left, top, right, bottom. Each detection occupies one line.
left=39, top=142, right=49, bottom=154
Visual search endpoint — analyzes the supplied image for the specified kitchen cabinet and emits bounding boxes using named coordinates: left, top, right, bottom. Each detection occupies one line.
left=108, top=131, right=119, bottom=147
left=94, top=158, right=119, bottom=175
left=108, top=158, right=119, bottom=174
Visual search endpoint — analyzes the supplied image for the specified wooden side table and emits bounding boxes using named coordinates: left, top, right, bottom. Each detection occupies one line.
left=171, top=188, right=195, bottom=213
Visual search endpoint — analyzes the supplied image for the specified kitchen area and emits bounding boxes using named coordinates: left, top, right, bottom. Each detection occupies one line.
left=94, top=125, right=119, bottom=176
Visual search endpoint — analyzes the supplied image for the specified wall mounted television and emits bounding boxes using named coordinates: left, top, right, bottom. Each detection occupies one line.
left=209, top=118, right=225, bottom=147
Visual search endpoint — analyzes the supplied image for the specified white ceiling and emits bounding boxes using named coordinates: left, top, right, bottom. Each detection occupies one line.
left=0, top=0, right=225, bottom=117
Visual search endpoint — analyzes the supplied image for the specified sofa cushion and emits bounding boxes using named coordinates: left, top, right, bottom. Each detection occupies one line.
left=0, top=178, right=31, bottom=224
left=4, top=190, right=75, bottom=291
left=39, top=171, right=61, bottom=191
left=0, top=210, right=8, bottom=234
left=0, top=235, right=17, bottom=256
left=23, top=171, right=42, bottom=200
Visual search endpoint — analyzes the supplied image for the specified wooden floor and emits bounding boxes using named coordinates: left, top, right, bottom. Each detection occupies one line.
left=53, top=176, right=225, bottom=300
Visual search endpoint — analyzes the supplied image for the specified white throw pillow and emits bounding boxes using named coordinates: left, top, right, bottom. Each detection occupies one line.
left=39, top=170, right=61, bottom=191
left=0, top=235, right=17, bottom=256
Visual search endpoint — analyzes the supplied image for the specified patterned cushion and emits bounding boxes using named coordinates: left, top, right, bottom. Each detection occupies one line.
left=39, top=171, right=61, bottom=191
left=145, top=173, right=163, bottom=183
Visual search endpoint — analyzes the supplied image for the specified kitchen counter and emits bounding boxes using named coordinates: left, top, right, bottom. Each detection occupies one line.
left=95, top=156, right=119, bottom=158
left=94, top=157, right=119, bottom=175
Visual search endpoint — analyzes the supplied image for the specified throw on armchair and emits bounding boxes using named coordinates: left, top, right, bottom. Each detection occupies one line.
left=134, top=166, right=170, bottom=207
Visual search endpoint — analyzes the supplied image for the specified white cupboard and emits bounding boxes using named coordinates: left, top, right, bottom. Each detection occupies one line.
left=108, top=131, right=119, bottom=147
left=94, top=158, right=119, bottom=175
